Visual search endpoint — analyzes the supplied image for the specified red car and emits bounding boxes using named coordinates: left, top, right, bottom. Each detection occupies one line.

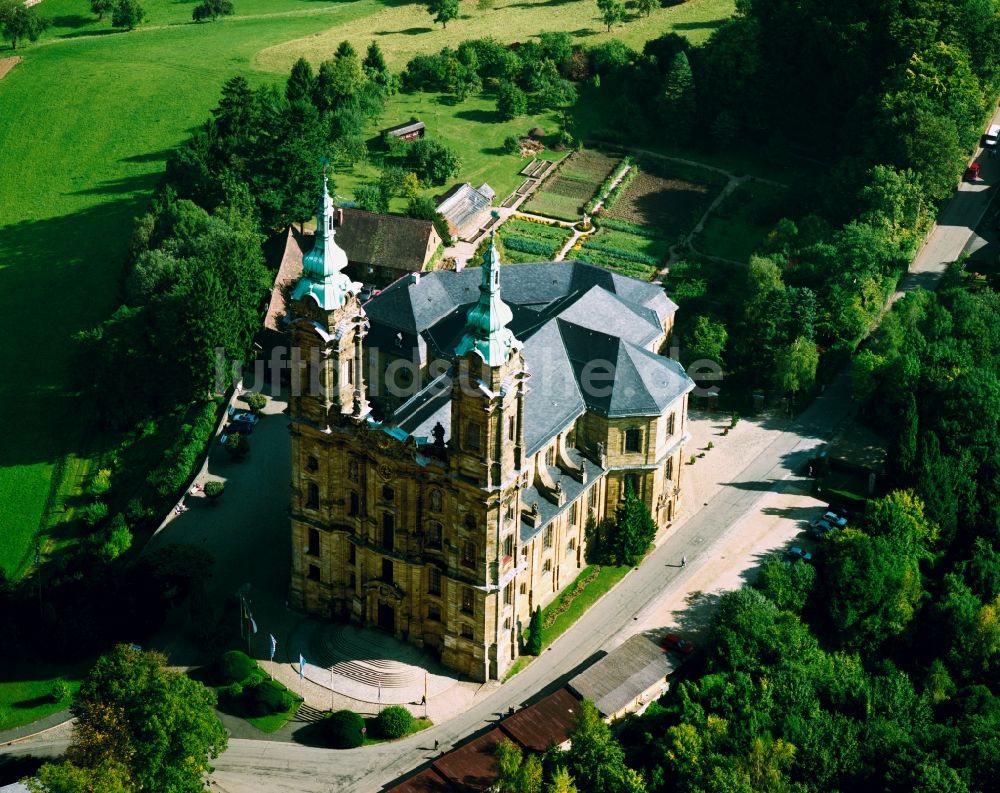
left=662, top=634, right=694, bottom=655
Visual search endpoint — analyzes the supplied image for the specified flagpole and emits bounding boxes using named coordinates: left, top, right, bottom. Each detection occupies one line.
left=424, top=671, right=428, bottom=720
left=330, top=667, right=334, bottom=713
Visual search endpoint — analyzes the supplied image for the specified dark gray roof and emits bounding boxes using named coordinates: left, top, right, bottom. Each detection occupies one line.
left=382, top=120, right=426, bottom=136
left=367, top=261, right=691, bottom=449
left=568, top=634, right=676, bottom=717
left=520, top=452, right=603, bottom=544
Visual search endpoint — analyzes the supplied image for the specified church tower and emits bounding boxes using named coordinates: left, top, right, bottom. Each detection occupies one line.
left=450, top=234, right=527, bottom=490
left=288, top=172, right=368, bottom=614
left=289, top=173, right=369, bottom=424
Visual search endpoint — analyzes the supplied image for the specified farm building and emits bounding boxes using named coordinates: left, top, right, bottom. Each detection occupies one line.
left=568, top=634, right=676, bottom=721
left=436, top=182, right=495, bottom=239
left=382, top=119, right=426, bottom=142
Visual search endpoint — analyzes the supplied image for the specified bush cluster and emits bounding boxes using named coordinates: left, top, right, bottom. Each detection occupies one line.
left=376, top=705, right=414, bottom=739
left=325, top=709, right=366, bottom=749
left=541, top=567, right=601, bottom=629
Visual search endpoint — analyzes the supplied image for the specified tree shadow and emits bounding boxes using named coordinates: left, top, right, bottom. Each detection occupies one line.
left=48, top=14, right=94, bottom=29
left=71, top=171, right=161, bottom=196
left=455, top=108, right=498, bottom=124
left=374, top=26, right=434, bottom=36
left=672, top=19, right=727, bottom=31
left=57, top=28, right=120, bottom=40
left=121, top=148, right=177, bottom=165
left=0, top=755, right=45, bottom=787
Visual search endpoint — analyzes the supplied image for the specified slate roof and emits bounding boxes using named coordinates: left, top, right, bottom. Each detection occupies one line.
left=568, top=634, right=676, bottom=718
left=382, top=120, right=426, bottom=137
left=367, top=261, right=691, bottom=453
left=335, top=208, right=438, bottom=273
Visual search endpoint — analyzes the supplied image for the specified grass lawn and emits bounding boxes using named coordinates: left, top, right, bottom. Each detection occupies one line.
left=505, top=564, right=630, bottom=679
left=331, top=91, right=565, bottom=211
left=523, top=149, right=621, bottom=220
left=696, top=181, right=788, bottom=262
left=258, top=0, right=737, bottom=71
left=245, top=694, right=303, bottom=733
left=0, top=662, right=87, bottom=732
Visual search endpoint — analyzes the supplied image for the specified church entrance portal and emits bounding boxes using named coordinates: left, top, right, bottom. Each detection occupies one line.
left=377, top=602, right=395, bottom=634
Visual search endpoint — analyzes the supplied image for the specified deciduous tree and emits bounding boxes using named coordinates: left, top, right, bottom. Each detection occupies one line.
left=111, top=0, right=146, bottom=31
left=596, top=0, right=625, bottom=32
left=427, top=0, right=459, bottom=29
left=0, top=0, right=50, bottom=49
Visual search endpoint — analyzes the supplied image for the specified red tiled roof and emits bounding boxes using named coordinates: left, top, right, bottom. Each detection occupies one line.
left=432, top=728, right=505, bottom=791
left=387, top=766, right=452, bottom=793
left=499, top=688, right=579, bottom=753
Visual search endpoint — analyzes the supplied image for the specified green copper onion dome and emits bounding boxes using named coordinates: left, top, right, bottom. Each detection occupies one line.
left=292, top=173, right=360, bottom=311
left=455, top=232, right=521, bottom=366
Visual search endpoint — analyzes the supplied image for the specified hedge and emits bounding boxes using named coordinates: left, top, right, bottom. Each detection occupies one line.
left=594, top=217, right=667, bottom=239
left=218, top=650, right=257, bottom=685
left=148, top=399, right=222, bottom=498
left=584, top=156, right=633, bottom=214
left=246, top=679, right=296, bottom=717
left=601, top=165, right=639, bottom=211
left=326, top=709, right=366, bottom=749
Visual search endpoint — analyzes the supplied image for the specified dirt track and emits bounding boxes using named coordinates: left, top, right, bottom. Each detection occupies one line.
left=0, top=56, right=22, bottom=81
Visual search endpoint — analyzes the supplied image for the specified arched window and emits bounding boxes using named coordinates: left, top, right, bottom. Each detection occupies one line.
left=464, top=514, right=476, bottom=531
left=426, top=521, right=443, bottom=549
left=429, top=489, right=443, bottom=512
left=306, top=482, right=320, bottom=509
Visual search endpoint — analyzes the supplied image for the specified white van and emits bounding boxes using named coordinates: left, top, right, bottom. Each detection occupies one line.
left=984, top=124, right=1000, bottom=148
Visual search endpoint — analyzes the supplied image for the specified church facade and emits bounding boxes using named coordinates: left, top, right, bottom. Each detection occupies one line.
left=287, top=179, right=694, bottom=682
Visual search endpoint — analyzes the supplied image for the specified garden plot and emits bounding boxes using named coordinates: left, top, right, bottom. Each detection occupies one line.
left=576, top=226, right=669, bottom=281
left=523, top=149, right=621, bottom=221
left=499, top=218, right=573, bottom=263
left=695, top=181, right=789, bottom=262
left=604, top=160, right=726, bottom=240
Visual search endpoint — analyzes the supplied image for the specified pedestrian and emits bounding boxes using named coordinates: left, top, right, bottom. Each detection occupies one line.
left=681, top=555, right=686, bottom=568
left=434, top=739, right=439, bottom=750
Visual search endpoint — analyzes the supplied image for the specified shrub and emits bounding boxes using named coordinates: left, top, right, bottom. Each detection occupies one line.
left=325, top=709, right=365, bottom=748
left=376, top=705, right=414, bottom=739
left=244, top=392, right=268, bottom=414
left=100, top=515, right=133, bottom=561
left=217, top=681, right=243, bottom=709
left=526, top=607, right=542, bottom=655
left=246, top=679, right=295, bottom=717
left=503, top=135, right=521, bottom=155
left=203, top=481, right=225, bottom=500
left=502, top=235, right=557, bottom=257
left=89, top=468, right=112, bottom=497
left=80, top=501, right=109, bottom=528
left=50, top=679, right=71, bottom=703
left=226, top=432, right=250, bottom=460
left=218, top=649, right=257, bottom=684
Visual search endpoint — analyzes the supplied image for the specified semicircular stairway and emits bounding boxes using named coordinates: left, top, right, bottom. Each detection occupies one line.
left=305, top=624, right=457, bottom=704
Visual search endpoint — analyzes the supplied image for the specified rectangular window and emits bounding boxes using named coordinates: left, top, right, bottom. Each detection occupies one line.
left=466, top=422, right=481, bottom=451
left=567, top=537, right=577, bottom=555
left=519, top=582, right=527, bottom=595
left=348, top=491, right=359, bottom=516
left=307, top=455, right=319, bottom=472
left=428, top=605, right=441, bottom=622
left=508, top=416, right=515, bottom=441
left=344, top=361, right=353, bottom=386
left=667, top=413, right=676, bottom=435
left=461, top=623, right=473, bottom=639
left=503, top=534, right=514, bottom=559
left=308, top=564, right=320, bottom=582
left=462, top=540, right=476, bottom=569
left=306, top=482, right=320, bottom=509
left=545, top=446, right=556, bottom=466
left=625, top=428, right=642, bottom=453
left=348, top=572, right=356, bottom=589
left=543, top=526, right=553, bottom=549
left=382, top=558, right=393, bottom=584
left=543, top=559, right=552, bottom=573
left=382, top=513, right=394, bottom=550
left=569, top=502, right=578, bottom=526
left=588, top=487, right=597, bottom=509
left=428, top=566, right=442, bottom=595
left=348, top=543, right=356, bottom=565
left=427, top=521, right=443, bottom=549
left=462, top=587, right=474, bottom=615
left=503, top=585, right=513, bottom=605
left=664, top=456, right=674, bottom=481
left=382, top=485, right=394, bottom=502
left=307, top=527, right=320, bottom=556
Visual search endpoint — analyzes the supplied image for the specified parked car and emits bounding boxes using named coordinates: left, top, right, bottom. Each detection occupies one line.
left=662, top=634, right=694, bottom=655
left=786, top=547, right=813, bottom=562
left=230, top=410, right=259, bottom=426
left=965, top=163, right=982, bottom=181
left=822, top=510, right=848, bottom=528
left=984, top=123, right=1000, bottom=148
left=228, top=419, right=255, bottom=435
left=808, top=525, right=830, bottom=540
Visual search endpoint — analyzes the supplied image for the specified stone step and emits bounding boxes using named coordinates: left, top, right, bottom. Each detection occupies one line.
left=295, top=702, right=327, bottom=723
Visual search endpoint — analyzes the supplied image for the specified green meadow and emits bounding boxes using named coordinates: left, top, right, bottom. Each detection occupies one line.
left=0, top=0, right=735, bottom=576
